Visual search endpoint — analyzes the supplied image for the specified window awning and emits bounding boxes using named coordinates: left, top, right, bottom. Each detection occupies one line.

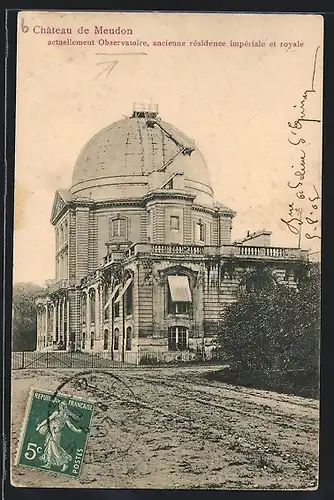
left=103, top=284, right=120, bottom=310
left=114, top=277, right=133, bottom=304
left=168, top=276, right=192, bottom=303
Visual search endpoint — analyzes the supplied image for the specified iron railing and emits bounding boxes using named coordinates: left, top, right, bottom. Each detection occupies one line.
left=12, top=349, right=221, bottom=370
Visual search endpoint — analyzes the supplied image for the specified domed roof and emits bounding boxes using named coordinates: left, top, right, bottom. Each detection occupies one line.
left=70, top=110, right=214, bottom=205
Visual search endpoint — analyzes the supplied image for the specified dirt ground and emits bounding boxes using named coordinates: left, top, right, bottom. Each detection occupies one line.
left=10, top=365, right=319, bottom=490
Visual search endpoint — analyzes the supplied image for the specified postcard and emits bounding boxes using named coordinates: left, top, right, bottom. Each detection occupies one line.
left=11, top=10, right=322, bottom=489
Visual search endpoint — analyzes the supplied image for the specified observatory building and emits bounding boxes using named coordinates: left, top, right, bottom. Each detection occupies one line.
left=36, top=103, right=308, bottom=362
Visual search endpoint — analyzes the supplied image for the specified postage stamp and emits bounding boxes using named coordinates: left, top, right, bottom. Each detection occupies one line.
left=16, top=389, right=95, bottom=478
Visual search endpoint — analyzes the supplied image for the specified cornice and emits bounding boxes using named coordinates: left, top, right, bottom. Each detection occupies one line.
left=142, top=189, right=196, bottom=204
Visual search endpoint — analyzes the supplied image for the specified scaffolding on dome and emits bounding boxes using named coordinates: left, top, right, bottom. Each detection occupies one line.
left=132, top=102, right=159, bottom=118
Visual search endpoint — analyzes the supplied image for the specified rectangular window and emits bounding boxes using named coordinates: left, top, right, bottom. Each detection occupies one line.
left=177, top=327, right=187, bottom=350
left=111, top=219, right=119, bottom=237
left=119, top=219, right=126, bottom=238
left=170, top=215, right=180, bottom=231
left=168, top=327, right=177, bottom=351
left=175, top=302, right=190, bottom=314
left=168, top=297, right=190, bottom=315
left=167, top=276, right=192, bottom=315
left=168, top=327, right=188, bottom=351
left=196, top=222, right=206, bottom=242
left=111, top=218, right=127, bottom=239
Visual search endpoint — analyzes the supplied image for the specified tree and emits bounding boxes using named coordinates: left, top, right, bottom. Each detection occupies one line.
left=218, top=264, right=320, bottom=385
left=12, top=282, right=47, bottom=351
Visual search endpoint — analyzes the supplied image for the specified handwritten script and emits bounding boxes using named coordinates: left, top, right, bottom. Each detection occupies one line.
left=95, top=52, right=147, bottom=78
left=281, top=46, right=321, bottom=244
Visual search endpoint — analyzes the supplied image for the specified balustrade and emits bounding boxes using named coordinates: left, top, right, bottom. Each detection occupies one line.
left=151, top=244, right=204, bottom=255
left=102, top=242, right=306, bottom=267
left=238, top=246, right=262, bottom=256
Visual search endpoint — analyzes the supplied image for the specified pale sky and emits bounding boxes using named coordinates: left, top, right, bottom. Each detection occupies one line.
left=13, top=12, right=323, bottom=285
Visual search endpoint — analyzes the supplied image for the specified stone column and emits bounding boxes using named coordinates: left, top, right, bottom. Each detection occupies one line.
left=95, top=285, right=100, bottom=341
left=64, top=250, right=68, bottom=279
left=59, top=255, right=62, bottom=280
left=66, top=297, right=70, bottom=350
left=53, top=303, right=57, bottom=343
left=41, top=310, right=44, bottom=350
left=86, top=290, right=91, bottom=333
left=100, top=284, right=105, bottom=331
left=36, top=309, right=41, bottom=350
left=42, top=309, right=46, bottom=348
left=57, top=298, right=61, bottom=343
left=61, top=297, right=65, bottom=346
left=45, top=304, right=49, bottom=347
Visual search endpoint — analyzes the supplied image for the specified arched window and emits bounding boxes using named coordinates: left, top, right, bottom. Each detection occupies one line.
left=126, top=326, right=132, bottom=351
left=90, top=331, right=94, bottom=349
left=82, top=332, right=86, bottom=350
left=103, top=329, right=109, bottom=350
left=82, top=294, right=87, bottom=325
left=104, top=284, right=109, bottom=320
left=126, top=281, right=133, bottom=316
left=90, top=289, right=96, bottom=324
left=114, top=328, right=119, bottom=350
left=114, top=289, right=120, bottom=318
left=49, top=306, right=54, bottom=332
left=109, top=216, right=127, bottom=240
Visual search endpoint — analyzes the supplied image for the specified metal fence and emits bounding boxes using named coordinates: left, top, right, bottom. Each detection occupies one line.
left=12, top=350, right=221, bottom=370
left=11, top=351, right=139, bottom=370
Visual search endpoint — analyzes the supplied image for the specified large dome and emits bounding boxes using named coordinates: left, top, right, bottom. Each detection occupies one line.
left=70, top=111, right=214, bottom=206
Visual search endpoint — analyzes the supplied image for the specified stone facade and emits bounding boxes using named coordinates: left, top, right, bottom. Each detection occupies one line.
left=36, top=105, right=308, bottom=361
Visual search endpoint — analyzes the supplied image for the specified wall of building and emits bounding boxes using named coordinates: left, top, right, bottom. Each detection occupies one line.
left=137, top=258, right=204, bottom=352
left=55, top=212, right=69, bottom=280
left=96, top=207, right=145, bottom=263
left=191, top=209, right=214, bottom=245
left=74, top=207, right=90, bottom=280
left=219, top=215, right=233, bottom=245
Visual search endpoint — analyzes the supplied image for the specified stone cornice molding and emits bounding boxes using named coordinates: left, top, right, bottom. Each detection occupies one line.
left=142, top=190, right=196, bottom=205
